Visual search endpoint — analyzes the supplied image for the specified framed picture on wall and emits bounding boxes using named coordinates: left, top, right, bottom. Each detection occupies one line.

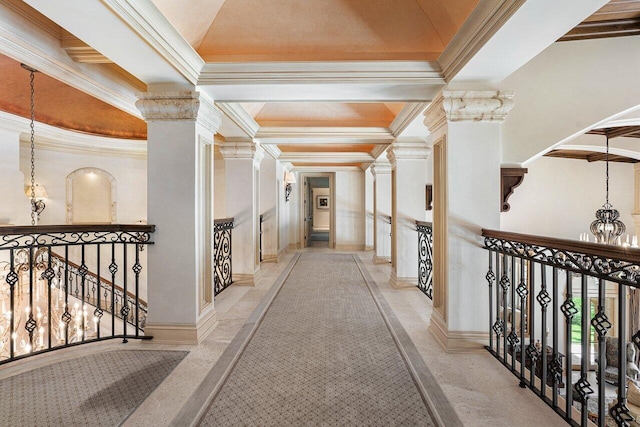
left=317, top=195, right=329, bottom=209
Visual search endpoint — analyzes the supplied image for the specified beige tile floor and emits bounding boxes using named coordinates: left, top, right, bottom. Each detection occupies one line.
left=1, top=248, right=569, bottom=426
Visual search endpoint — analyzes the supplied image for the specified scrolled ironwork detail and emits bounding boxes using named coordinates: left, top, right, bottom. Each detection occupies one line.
left=525, top=343, right=540, bottom=362
left=492, top=319, right=504, bottom=337
left=549, top=354, right=563, bottom=383
left=516, top=279, right=528, bottom=300
left=0, top=230, right=154, bottom=250
left=536, top=288, right=551, bottom=308
left=572, top=375, right=594, bottom=403
left=499, top=272, right=510, bottom=292
left=591, top=310, right=612, bottom=338
left=25, top=316, right=37, bottom=334
left=610, top=401, right=634, bottom=426
left=417, top=222, right=433, bottom=300
left=485, top=269, right=495, bottom=285
left=633, top=330, right=640, bottom=350
left=561, top=297, right=579, bottom=320
left=484, top=235, right=640, bottom=287
left=214, top=219, right=234, bottom=296
left=507, top=330, right=519, bottom=351
left=5, top=270, right=18, bottom=287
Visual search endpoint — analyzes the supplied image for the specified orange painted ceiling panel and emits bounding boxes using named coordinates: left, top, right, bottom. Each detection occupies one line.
left=0, top=54, right=146, bottom=140
left=279, top=144, right=376, bottom=153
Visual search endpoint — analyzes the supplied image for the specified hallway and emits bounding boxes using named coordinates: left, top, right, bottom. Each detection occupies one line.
left=0, top=250, right=567, bottom=426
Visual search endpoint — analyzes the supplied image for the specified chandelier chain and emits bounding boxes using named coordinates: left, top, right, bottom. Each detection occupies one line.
left=605, top=130, right=609, bottom=206
left=28, top=68, right=36, bottom=226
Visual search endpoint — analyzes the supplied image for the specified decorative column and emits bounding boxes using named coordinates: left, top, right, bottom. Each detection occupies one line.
left=137, top=90, right=221, bottom=344
left=371, top=160, right=392, bottom=264
left=387, top=140, right=430, bottom=287
left=424, top=90, right=514, bottom=352
left=220, top=139, right=264, bottom=284
left=259, top=154, right=279, bottom=262
left=0, top=129, right=30, bottom=225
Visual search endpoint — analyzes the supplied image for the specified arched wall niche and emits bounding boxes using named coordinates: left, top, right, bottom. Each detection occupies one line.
left=66, top=167, right=116, bottom=224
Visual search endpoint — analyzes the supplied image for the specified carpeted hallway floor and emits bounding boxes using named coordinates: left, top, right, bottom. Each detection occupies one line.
left=197, top=253, right=445, bottom=426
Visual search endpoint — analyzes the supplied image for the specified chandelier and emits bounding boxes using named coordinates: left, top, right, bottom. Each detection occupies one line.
left=590, top=129, right=626, bottom=244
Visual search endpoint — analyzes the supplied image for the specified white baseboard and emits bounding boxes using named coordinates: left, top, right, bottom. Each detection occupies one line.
left=373, top=255, right=391, bottom=264
left=389, top=270, right=417, bottom=289
left=145, top=309, right=218, bottom=345
left=429, top=312, right=488, bottom=353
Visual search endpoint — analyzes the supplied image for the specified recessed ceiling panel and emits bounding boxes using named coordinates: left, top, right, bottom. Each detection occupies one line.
left=244, top=102, right=402, bottom=127
left=278, top=144, right=377, bottom=153
left=195, top=0, right=477, bottom=62
left=0, top=54, right=146, bottom=139
left=292, top=162, right=364, bottom=168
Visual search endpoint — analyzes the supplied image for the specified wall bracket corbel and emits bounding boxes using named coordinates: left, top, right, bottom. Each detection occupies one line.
left=501, top=167, right=528, bottom=212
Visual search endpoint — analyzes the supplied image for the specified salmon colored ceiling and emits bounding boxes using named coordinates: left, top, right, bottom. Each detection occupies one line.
left=242, top=102, right=403, bottom=127
left=292, top=162, right=364, bottom=168
left=0, top=54, right=146, bottom=139
left=279, top=144, right=376, bottom=153
left=153, top=0, right=479, bottom=62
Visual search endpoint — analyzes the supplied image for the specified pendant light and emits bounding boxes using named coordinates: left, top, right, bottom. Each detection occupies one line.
left=590, top=129, right=625, bottom=244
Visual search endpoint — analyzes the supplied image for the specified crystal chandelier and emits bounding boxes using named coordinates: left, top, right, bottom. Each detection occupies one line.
left=590, top=129, right=626, bottom=244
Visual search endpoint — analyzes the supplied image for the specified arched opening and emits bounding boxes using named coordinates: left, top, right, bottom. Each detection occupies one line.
left=66, top=167, right=116, bottom=224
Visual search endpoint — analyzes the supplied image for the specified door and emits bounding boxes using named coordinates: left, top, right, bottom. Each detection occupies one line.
left=304, top=178, right=312, bottom=247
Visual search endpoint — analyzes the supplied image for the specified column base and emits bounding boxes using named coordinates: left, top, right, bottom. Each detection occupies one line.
left=233, top=269, right=262, bottom=286
left=262, top=254, right=278, bottom=263
left=429, top=311, right=488, bottom=353
left=145, top=308, right=218, bottom=345
left=365, top=245, right=374, bottom=251
left=373, top=255, right=391, bottom=264
left=389, top=269, right=417, bottom=289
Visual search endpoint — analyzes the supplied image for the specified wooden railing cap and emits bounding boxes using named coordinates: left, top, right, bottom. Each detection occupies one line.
left=0, top=223, right=156, bottom=236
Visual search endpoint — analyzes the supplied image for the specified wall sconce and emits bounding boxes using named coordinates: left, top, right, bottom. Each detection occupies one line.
left=25, top=183, right=48, bottom=222
left=284, top=171, right=296, bottom=202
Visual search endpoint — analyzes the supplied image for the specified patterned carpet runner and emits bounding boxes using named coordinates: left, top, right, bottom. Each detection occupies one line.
left=200, top=253, right=436, bottom=426
left=1, top=349, right=187, bottom=426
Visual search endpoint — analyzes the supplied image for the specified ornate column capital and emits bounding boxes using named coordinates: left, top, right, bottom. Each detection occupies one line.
left=370, top=160, right=392, bottom=177
left=386, top=140, right=430, bottom=168
left=424, top=90, right=514, bottom=132
left=219, top=139, right=264, bottom=166
left=136, top=91, right=222, bottom=134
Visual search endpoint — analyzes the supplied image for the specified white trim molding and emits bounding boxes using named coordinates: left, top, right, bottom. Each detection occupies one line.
left=136, top=91, right=223, bottom=134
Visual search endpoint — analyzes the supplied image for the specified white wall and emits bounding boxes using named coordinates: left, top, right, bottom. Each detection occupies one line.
left=20, top=146, right=147, bottom=225
left=501, top=156, right=634, bottom=241
left=312, top=187, right=330, bottom=231
left=365, top=168, right=374, bottom=250
left=214, top=158, right=226, bottom=219
left=335, top=170, right=365, bottom=249
left=260, top=156, right=278, bottom=259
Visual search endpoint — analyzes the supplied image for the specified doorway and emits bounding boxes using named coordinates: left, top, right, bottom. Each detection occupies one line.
left=300, top=173, right=335, bottom=249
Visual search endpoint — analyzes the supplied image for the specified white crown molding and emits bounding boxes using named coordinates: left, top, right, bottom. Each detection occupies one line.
left=386, top=140, right=430, bottom=165
left=438, top=0, right=527, bottom=81
left=279, top=152, right=375, bottom=163
left=136, top=91, right=223, bottom=134
left=424, top=90, right=515, bottom=132
left=370, top=161, right=392, bottom=176
left=199, top=61, right=444, bottom=85
left=389, top=102, right=429, bottom=137
left=292, top=166, right=364, bottom=173
left=371, top=144, right=392, bottom=160
left=219, top=140, right=263, bottom=164
left=0, top=111, right=147, bottom=158
left=257, top=127, right=395, bottom=144
left=0, top=1, right=142, bottom=117
left=260, top=144, right=282, bottom=160
left=216, top=103, right=260, bottom=138
left=102, top=0, right=204, bottom=85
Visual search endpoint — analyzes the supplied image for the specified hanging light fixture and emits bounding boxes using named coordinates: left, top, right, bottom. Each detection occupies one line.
left=21, top=63, right=45, bottom=225
left=590, top=129, right=625, bottom=244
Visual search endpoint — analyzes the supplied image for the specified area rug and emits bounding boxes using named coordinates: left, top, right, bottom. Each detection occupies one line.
left=199, top=253, right=439, bottom=426
left=0, top=349, right=188, bottom=426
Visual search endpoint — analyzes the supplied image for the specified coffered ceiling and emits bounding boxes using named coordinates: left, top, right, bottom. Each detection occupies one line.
left=3, top=0, right=633, bottom=170
left=559, top=0, right=640, bottom=41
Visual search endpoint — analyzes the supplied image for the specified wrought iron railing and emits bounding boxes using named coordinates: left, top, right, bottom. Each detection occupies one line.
left=214, top=218, right=234, bottom=296
left=50, top=252, right=148, bottom=330
left=483, top=228, right=640, bottom=427
left=0, top=224, right=154, bottom=365
left=416, top=221, right=433, bottom=299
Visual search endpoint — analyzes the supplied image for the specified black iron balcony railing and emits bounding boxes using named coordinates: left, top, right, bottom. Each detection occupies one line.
left=0, top=224, right=154, bottom=365
left=214, top=218, right=234, bottom=296
left=416, top=221, right=433, bottom=299
left=483, top=228, right=640, bottom=427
